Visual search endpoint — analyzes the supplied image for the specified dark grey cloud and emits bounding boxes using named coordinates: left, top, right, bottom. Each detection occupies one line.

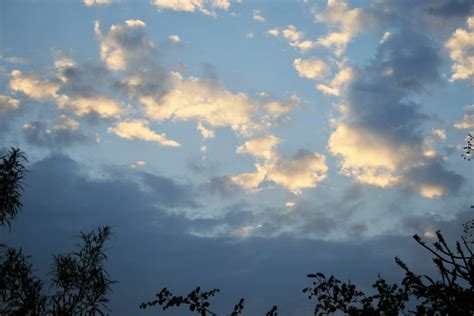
left=336, top=26, right=464, bottom=196
left=1, top=154, right=471, bottom=315
left=347, top=30, right=441, bottom=144
left=202, top=176, right=241, bottom=197
left=22, top=120, right=90, bottom=147
left=403, top=159, right=465, bottom=196
left=58, top=62, right=111, bottom=97
left=426, top=0, right=474, bottom=18
left=368, top=0, right=473, bottom=30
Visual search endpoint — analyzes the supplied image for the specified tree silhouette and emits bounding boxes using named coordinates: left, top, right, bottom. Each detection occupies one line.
left=304, top=229, right=474, bottom=315
left=0, top=148, right=27, bottom=228
left=0, top=148, right=114, bottom=315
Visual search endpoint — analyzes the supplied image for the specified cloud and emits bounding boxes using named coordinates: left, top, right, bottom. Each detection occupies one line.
left=253, top=10, right=265, bottom=23
left=9, top=70, right=60, bottom=101
left=107, top=119, right=180, bottom=147
left=168, top=34, right=181, bottom=43
left=314, top=0, right=365, bottom=57
left=23, top=116, right=90, bottom=147
left=57, top=94, right=123, bottom=118
left=140, top=72, right=266, bottom=137
left=151, top=0, right=230, bottom=16
left=329, top=123, right=405, bottom=187
left=0, top=95, right=20, bottom=116
left=95, top=20, right=155, bottom=71
left=231, top=136, right=328, bottom=194
left=1, top=56, right=29, bottom=64
left=265, top=150, right=328, bottom=194
left=328, top=30, right=463, bottom=197
left=445, top=16, right=474, bottom=83
left=403, top=159, right=464, bottom=198
left=266, top=28, right=280, bottom=37
left=229, top=164, right=267, bottom=192
left=263, top=93, right=301, bottom=118
left=454, top=104, right=474, bottom=129
left=293, top=58, right=330, bottom=80
left=267, top=25, right=316, bottom=53
left=84, top=0, right=112, bottom=6
left=316, top=66, right=353, bottom=96
left=130, top=160, right=146, bottom=168
left=236, top=135, right=280, bottom=160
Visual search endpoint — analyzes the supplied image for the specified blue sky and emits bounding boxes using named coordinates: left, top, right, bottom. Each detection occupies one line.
left=1, top=0, right=473, bottom=314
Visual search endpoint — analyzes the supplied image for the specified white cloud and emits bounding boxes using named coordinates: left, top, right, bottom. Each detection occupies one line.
left=445, top=16, right=474, bottom=83
left=2, top=56, right=29, bottom=64
left=0, top=95, right=20, bottom=115
left=152, top=0, right=230, bottom=16
left=253, top=10, right=265, bottom=23
left=9, top=70, right=60, bottom=101
left=140, top=72, right=264, bottom=137
left=196, top=122, right=215, bottom=139
left=316, top=66, right=353, bottom=96
left=328, top=123, right=407, bottom=187
left=230, top=164, right=267, bottom=192
left=454, top=104, right=474, bottom=129
left=266, top=28, right=280, bottom=37
left=57, top=94, right=123, bottom=118
left=294, top=57, right=330, bottom=80
left=231, top=135, right=328, bottom=194
left=94, top=20, right=154, bottom=71
left=168, top=35, right=181, bottom=43
left=130, top=160, right=146, bottom=168
left=53, top=115, right=80, bottom=131
left=84, top=0, right=112, bottom=6
left=107, top=119, right=180, bottom=147
left=267, top=25, right=316, bottom=53
left=314, top=0, right=364, bottom=56
left=236, top=135, right=280, bottom=160
left=266, top=151, right=328, bottom=194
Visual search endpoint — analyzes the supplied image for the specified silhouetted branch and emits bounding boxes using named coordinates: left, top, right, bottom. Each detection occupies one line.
left=0, top=148, right=27, bottom=229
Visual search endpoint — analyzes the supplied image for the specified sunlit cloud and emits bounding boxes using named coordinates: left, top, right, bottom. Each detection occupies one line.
left=327, top=30, right=463, bottom=197
left=84, top=0, right=112, bottom=6
left=140, top=72, right=265, bottom=137
left=314, top=0, right=365, bottom=57
left=445, top=16, right=474, bottom=83
left=9, top=70, right=60, bottom=101
left=293, top=57, right=330, bottom=80
left=0, top=95, right=20, bottom=116
left=151, top=0, right=231, bottom=16
left=267, top=25, right=316, bottom=53
left=57, top=94, right=123, bottom=118
left=454, top=105, right=474, bottom=129
left=168, top=34, right=181, bottom=43
left=236, top=135, right=280, bottom=160
left=94, top=20, right=154, bottom=71
left=253, top=10, right=265, bottom=23
left=107, top=119, right=181, bottom=147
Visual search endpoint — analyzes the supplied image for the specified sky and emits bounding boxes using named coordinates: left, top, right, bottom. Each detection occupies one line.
left=0, top=0, right=473, bottom=314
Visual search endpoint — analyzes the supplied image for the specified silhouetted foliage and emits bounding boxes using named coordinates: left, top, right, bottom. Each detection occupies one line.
left=0, top=148, right=114, bottom=315
left=304, top=230, right=474, bottom=315
left=0, top=248, right=47, bottom=315
left=140, top=287, right=249, bottom=316
left=265, top=305, right=278, bottom=316
left=0, top=148, right=27, bottom=228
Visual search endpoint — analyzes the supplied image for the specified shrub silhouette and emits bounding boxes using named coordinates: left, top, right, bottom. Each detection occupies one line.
left=0, top=148, right=114, bottom=315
